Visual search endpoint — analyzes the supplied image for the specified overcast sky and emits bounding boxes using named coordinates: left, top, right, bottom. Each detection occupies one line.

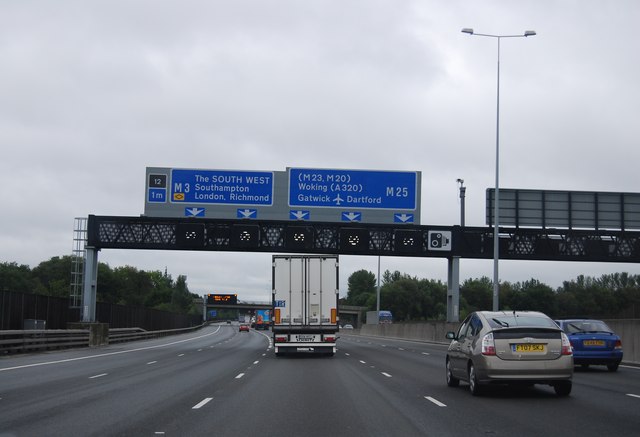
left=2, top=1, right=639, bottom=302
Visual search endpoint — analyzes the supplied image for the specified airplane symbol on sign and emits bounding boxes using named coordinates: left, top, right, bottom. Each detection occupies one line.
left=333, top=194, right=344, bottom=205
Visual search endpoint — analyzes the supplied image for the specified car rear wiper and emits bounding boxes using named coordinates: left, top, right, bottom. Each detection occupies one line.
left=492, top=318, right=510, bottom=327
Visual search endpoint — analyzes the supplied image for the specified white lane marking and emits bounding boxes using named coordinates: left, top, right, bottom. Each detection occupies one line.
left=359, top=360, right=366, bottom=364
left=627, top=393, right=640, bottom=399
left=398, top=348, right=405, bottom=351
left=197, top=349, right=203, bottom=352
left=345, top=353, right=350, bottom=356
left=178, top=354, right=185, bottom=357
left=621, top=365, right=640, bottom=370
left=89, top=373, right=108, bottom=379
left=147, top=361, right=157, bottom=365
left=381, top=372, right=392, bottom=378
left=253, top=361, right=259, bottom=365
left=154, top=432, right=166, bottom=435
left=192, top=397, right=213, bottom=409
left=235, top=373, right=245, bottom=379
left=425, top=396, right=447, bottom=407
left=422, top=352, right=430, bottom=356
left=0, top=326, right=222, bottom=373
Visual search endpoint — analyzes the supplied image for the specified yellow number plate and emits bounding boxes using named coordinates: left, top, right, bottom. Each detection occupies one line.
left=583, top=340, right=605, bottom=346
left=512, top=344, right=545, bottom=352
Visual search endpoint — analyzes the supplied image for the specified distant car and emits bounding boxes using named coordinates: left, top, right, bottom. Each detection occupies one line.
left=239, top=324, right=250, bottom=332
left=555, top=319, right=623, bottom=371
left=446, top=311, right=574, bottom=396
left=343, top=324, right=354, bottom=329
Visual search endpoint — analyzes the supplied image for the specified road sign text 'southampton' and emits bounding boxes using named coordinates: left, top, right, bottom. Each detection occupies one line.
left=144, top=167, right=421, bottom=224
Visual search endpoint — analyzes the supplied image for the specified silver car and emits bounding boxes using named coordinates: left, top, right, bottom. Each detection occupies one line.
left=446, top=311, right=574, bottom=396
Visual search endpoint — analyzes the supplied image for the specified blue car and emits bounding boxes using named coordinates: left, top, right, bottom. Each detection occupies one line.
left=555, top=319, right=623, bottom=372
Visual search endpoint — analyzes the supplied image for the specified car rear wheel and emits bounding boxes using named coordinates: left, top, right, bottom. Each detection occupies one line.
left=468, top=363, right=483, bottom=396
left=553, top=381, right=572, bottom=396
left=607, top=363, right=619, bottom=372
left=446, top=358, right=459, bottom=387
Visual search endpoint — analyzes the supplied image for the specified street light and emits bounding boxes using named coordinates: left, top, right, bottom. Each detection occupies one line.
left=462, top=27, right=536, bottom=311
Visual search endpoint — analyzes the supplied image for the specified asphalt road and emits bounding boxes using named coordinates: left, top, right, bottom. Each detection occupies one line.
left=1, top=324, right=639, bottom=436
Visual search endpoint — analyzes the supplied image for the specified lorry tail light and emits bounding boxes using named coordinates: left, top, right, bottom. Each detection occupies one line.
left=274, top=308, right=281, bottom=324
left=331, top=308, right=337, bottom=324
left=275, top=335, right=287, bottom=343
left=481, top=333, right=496, bottom=356
left=323, top=335, right=336, bottom=342
left=561, top=332, right=573, bottom=355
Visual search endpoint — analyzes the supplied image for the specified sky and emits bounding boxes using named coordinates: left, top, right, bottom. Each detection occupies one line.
left=2, top=0, right=639, bottom=302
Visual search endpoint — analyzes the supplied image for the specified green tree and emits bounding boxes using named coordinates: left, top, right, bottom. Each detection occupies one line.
left=346, top=270, right=376, bottom=306
left=0, top=262, right=34, bottom=293
left=460, top=277, right=492, bottom=312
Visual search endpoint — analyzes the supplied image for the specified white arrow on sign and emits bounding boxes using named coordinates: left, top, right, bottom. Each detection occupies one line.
left=342, top=212, right=361, bottom=222
left=185, top=208, right=205, bottom=217
left=394, top=213, right=414, bottom=223
left=291, top=210, right=309, bottom=220
left=238, top=209, right=257, bottom=218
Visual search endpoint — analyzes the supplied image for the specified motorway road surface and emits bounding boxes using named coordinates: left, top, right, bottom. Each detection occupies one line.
left=1, top=324, right=639, bottom=436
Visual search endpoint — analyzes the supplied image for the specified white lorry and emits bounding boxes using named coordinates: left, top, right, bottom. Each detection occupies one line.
left=272, top=255, right=339, bottom=356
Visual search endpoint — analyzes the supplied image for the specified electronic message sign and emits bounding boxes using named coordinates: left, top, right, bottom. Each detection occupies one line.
left=207, top=294, right=238, bottom=305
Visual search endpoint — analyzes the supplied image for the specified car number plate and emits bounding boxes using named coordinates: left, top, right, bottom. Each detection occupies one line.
left=512, top=344, right=545, bottom=352
left=294, top=334, right=320, bottom=342
left=583, top=340, right=605, bottom=346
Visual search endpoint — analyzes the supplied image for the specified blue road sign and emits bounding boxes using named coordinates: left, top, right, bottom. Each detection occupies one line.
left=171, top=169, right=274, bottom=205
left=290, top=210, right=310, bottom=220
left=185, top=207, right=205, bottom=217
left=394, top=213, right=414, bottom=223
left=148, top=189, right=166, bottom=203
left=237, top=208, right=257, bottom=219
left=289, top=168, right=418, bottom=210
left=342, top=212, right=361, bottom=222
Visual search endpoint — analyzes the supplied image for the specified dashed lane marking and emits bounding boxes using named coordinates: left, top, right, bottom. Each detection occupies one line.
left=425, top=396, right=447, bottom=407
left=192, top=397, right=213, bottom=409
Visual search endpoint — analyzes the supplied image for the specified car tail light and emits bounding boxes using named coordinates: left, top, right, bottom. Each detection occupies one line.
left=275, top=335, right=287, bottom=343
left=323, top=335, right=336, bottom=343
left=614, top=339, right=623, bottom=350
left=481, top=333, right=496, bottom=356
left=561, top=332, right=573, bottom=355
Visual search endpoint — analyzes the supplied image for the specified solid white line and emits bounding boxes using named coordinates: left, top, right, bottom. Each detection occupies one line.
left=0, top=326, right=222, bottom=373
left=425, top=396, right=447, bottom=407
left=621, top=365, right=640, bottom=370
left=147, top=361, right=157, bottom=365
left=626, top=393, right=640, bottom=399
left=381, top=372, right=392, bottom=378
left=89, top=373, right=108, bottom=379
left=235, top=373, right=245, bottom=379
left=192, top=397, right=213, bottom=409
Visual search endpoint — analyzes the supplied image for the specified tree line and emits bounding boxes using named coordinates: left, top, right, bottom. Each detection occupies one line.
left=343, top=269, right=640, bottom=321
left=0, top=256, right=200, bottom=315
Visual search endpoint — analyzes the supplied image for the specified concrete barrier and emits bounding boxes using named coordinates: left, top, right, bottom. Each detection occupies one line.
left=358, top=319, right=639, bottom=365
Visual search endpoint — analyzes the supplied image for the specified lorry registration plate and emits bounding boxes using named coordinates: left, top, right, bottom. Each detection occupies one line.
left=295, top=334, right=320, bottom=342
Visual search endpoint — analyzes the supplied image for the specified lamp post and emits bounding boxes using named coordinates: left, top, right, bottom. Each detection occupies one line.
left=461, top=28, right=536, bottom=311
